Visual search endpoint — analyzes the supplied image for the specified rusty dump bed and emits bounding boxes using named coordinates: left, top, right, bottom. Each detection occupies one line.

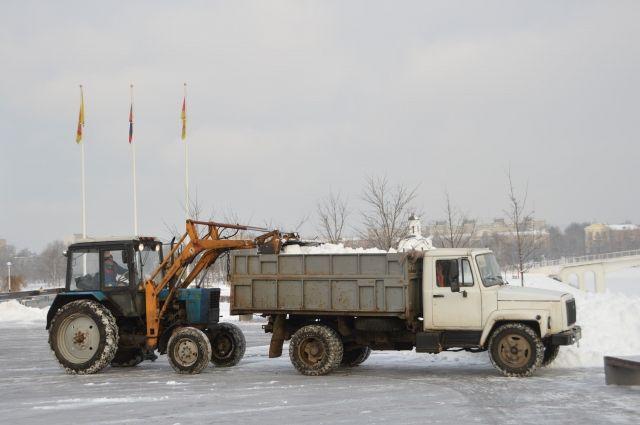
left=229, top=251, right=421, bottom=318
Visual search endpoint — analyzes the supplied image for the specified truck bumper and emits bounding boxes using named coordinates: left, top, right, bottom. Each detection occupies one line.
left=550, top=325, right=581, bottom=346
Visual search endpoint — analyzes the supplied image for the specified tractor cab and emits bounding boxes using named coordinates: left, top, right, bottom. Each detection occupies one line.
left=54, top=237, right=164, bottom=320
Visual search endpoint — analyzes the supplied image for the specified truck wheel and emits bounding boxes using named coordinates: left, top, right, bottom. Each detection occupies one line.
left=541, top=343, right=560, bottom=367
left=341, top=347, right=371, bottom=367
left=48, top=299, right=119, bottom=374
left=488, top=323, right=544, bottom=377
left=167, top=327, right=212, bottom=374
left=289, top=324, right=343, bottom=376
left=111, top=348, right=144, bottom=367
left=207, top=322, right=246, bottom=367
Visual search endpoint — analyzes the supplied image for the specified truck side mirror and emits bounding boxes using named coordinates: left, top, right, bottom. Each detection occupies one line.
left=450, top=280, right=460, bottom=293
left=122, top=250, right=130, bottom=264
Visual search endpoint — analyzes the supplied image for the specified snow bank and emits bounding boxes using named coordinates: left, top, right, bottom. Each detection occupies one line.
left=512, top=274, right=640, bottom=368
left=0, top=300, right=48, bottom=324
left=283, top=243, right=387, bottom=254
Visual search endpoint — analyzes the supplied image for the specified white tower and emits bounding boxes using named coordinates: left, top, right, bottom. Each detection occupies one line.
left=408, top=214, right=422, bottom=237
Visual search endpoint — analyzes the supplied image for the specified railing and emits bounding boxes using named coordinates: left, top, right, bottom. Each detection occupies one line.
left=528, top=249, right=640, bottom=269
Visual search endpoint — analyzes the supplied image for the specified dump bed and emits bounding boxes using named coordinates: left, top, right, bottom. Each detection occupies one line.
left=229, top=251, right=421, bottom=319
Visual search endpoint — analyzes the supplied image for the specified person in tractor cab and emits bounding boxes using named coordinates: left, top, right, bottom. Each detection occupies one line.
left=103, top=251, right=129, bottom=287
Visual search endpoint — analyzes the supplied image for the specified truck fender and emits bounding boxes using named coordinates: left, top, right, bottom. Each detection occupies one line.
left=479, top=309, right=550, bottom=347
left=46, top=292, right=118, bottom=329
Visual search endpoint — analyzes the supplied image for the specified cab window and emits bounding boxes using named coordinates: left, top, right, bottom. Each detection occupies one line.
left=102, top=249, right=132, bottom=289
left=69, top=250, right=100, bottom=291
left=435, top=258, right=474, bottom=288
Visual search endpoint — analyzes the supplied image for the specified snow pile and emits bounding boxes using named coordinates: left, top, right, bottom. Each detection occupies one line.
left=513, top=274, right=640, bottom=368
left=397, top=235, right=434, bottom=252
left=0, top=300, right=48, bottom=324
left=283, top=243, right=388, bottom=255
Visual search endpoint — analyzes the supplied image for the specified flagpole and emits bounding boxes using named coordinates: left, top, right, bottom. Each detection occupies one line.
left=183, top=83, right=189, bottom=219
left=130, top=84, right=139, bottom=236
left=80, top=85, right=87, bottom=240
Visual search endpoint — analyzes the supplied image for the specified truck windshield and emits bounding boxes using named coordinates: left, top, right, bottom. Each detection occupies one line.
left=476, top=253, right=504, bottom=287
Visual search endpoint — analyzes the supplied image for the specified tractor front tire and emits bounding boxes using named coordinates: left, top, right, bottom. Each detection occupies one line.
left=48, top=299, right=119, bottom=374
left=207, top=322, right=246, bottom=367
left=167, top=327, right=212, bottom=374
left=289, top=324, right=343, bottom=376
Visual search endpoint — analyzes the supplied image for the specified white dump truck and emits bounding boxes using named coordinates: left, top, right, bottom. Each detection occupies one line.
left=229, top=248, right=581, bottom=377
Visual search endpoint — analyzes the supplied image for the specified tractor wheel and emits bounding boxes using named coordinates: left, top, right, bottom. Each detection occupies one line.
left=167, top=327, right=212, bottom=374
left=48, top=299, right=119, bottom=374
left=488, top=323, right=544, bottom=377
left=289, top=324, right=343, bottom=376
left=341, top=346, right=371, bottom=367
left=111, top=348, right=144, bottom=367
left=541, top=343, right=561, bottom=367
left=207, top=322, right=246, bottom=367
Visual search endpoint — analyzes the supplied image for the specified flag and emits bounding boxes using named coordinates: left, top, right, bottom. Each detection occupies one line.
left=181, top=96, right=187, bottom=140
left=76, top=87, right=85, bottom=144
left=128, top=104, right=134, bottom=144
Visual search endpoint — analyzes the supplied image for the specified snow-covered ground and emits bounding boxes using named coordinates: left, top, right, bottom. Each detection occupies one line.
left=0, top=324, right=638, bottom=424
left=1, top=267, right=639, bottom=423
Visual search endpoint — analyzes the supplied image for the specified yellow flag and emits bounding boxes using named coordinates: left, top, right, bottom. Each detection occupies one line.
left=76, top=87, right=85, bottom=144
left=181, top=96, right=186, bottom=141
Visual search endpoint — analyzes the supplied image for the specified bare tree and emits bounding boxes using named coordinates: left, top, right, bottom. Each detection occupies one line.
left=433, top=191, right=476, bottom=248
left=317, top=191, right=349, bottom=243
left=37, top=241, right=67, bottom=287
left=358, top=176, right=418, bottom=250
left=504, top=170, right=540, bottom=285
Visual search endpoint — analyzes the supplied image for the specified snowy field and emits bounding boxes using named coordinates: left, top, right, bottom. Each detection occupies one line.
left=0, top=271, right=639, bottom=424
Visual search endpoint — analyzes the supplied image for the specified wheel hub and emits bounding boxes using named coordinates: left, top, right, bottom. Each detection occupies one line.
left=57, top=314, right=100, bottom=364
left=498, top=334, right=531, bottom=368
left=174, top=339, right=199, bottom=367
left=300, top=338, right=325, bottom=366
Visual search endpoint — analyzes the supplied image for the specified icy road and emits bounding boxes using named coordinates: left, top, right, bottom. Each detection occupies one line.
left=0, top=323, right=638, bottom=425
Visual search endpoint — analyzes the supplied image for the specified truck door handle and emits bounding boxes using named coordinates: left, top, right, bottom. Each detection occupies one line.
left=433, top=294, right=445, bottom=298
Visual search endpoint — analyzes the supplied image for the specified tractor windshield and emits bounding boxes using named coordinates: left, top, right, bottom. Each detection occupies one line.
left=137, top=245, right=162, bottom=285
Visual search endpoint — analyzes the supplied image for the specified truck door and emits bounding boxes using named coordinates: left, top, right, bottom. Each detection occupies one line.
left=430, top=257, right=482, bottom=329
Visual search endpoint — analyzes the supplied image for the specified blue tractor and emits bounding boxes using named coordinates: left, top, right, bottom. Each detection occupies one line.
left=47, top=220, right=295, bottom=374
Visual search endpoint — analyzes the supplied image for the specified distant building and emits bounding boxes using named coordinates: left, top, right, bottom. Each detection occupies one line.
left=584, top=223, right=640, bottom=254
left=398, top=215, right=433, bottom=252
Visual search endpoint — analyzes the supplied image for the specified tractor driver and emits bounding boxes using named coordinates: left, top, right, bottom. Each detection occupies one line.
left=104, top=251, right=129, bottom=287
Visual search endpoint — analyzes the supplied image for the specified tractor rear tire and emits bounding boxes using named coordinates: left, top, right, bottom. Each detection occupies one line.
left=289, top=324, right=343, bottom=376
left=167, top=327, right=212, bottom=374
left=48, top=299, right=119, bottom=374
left=341, top=346, right=371, bottom=367
left=111, top=348, right=144, bottom=367
left=207, top=322, right=246, bottom=367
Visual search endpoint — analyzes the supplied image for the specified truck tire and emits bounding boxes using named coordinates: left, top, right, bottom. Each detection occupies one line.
left=289, top=324, right=343, bottom=376
left=167, top=327, right=212, bottom=374
left=541, top=343, right=560, bottom=367
left=488, top=323, right=544, bottom=377
left=48, top=299, right=119, bottom=375
left=341, top=347, right=371, bottom=367
left=111, top=348, right=144, bottom=367
left=207, top=322, right=246, bottom=367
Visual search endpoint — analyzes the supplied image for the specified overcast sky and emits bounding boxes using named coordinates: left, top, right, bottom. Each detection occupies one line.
left=1, top=0, right=639, bottom=250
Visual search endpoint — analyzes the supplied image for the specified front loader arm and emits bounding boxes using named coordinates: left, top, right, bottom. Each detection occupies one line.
left=144, top=220, right=293, bottom=349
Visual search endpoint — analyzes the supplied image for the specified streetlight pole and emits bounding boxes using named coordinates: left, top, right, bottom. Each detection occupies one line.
left=6, top=261, right=11, bottom=292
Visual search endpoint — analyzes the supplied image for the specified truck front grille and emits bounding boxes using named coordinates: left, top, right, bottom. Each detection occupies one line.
left=566, top=299, right=576, bottom=326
